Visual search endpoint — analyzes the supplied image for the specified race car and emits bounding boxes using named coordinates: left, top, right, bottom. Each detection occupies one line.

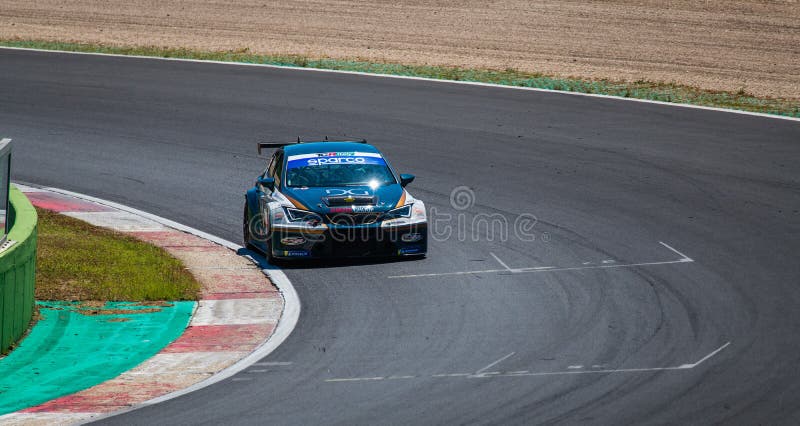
left=243, top=139, right=427, bottom=261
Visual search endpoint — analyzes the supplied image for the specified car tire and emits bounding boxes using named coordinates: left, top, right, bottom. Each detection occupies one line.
left=243, top=202, right=258, bottom=252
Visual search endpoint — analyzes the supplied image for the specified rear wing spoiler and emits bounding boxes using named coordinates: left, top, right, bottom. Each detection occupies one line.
left=257, top=142, right=292, bottom=155
left=257, top=137, right=367, bottom=155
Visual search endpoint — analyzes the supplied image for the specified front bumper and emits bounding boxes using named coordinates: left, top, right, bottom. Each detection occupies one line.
left=270, top=223, right=427, bottom=259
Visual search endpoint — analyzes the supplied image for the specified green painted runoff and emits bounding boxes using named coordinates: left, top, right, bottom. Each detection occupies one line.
left=0, top=301, right=194, bottom=414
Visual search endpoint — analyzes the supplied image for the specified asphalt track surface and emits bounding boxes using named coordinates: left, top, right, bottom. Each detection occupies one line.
left=2, top=49, right=800, bottom=424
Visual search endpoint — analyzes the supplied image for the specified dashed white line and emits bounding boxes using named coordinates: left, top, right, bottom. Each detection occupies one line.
left=325, top=377, right=385, bottom=382
left=389, top=258, right=688, bottom=279
left=388, top=241, right=694, bottom=279
left=324, top=342, right=731, bottom=383
left=388, top=268, right=509, bottom=279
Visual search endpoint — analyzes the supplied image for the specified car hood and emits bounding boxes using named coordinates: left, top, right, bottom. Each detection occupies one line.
left=280, top=184, right=405, bottom=214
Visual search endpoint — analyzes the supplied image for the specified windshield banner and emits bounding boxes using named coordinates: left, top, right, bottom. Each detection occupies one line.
left=287, top=152, right=386, bottom=169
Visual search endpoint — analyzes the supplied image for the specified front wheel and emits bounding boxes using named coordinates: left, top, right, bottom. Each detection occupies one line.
left=243, top=202, right=261, bottom=253
left=243, top=203, right=251, bottom=246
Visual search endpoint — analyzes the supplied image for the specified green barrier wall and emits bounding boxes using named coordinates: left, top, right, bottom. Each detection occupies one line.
left=0, top=185, right=37, bottom=354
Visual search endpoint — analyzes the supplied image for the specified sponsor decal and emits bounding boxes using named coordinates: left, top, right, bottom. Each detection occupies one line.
left=318, top=152, right=356, bottom=157
left=328, top=207, right=351, bottom=213
left=398, top=247, right=422, bottom=254
left=283, top=250, right=310, bottom=257
left=328, top=206, right=376, bottom=213
left=303, top=156, right=388, bottom=166
left=287, top=152, right=382, bottom=161
left=287, top=152, right=386, bottom=170
left=400, top=233, right=423, bottom=242
left=280, top=236, right=306, bottom=246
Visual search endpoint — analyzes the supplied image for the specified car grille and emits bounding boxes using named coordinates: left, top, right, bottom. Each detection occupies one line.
left=323, top=195, right=376, bottom=206
left=326, top=213, right=382, bottom=226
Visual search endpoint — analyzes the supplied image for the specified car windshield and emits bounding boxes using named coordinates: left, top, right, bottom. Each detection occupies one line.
left=285, top=152, right=397, bottom=187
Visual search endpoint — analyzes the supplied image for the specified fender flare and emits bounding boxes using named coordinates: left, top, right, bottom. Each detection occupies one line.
left=245, top=187, right=261, bottom=219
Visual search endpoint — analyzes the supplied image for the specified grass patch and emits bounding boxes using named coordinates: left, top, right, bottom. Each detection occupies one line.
left=2, top=38, right=799, bottom=118
left=35, top=207, right=200, bottom=301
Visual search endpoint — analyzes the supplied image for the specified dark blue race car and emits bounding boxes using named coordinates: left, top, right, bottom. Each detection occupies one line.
left=243, top=139, right=427, bottom=261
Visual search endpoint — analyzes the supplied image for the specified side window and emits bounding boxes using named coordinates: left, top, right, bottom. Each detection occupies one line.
left=267, top=152, right=279, bottom=177
left=264, top=153, right=278, bottom=177
left=274, top=151, right=284, bottom=183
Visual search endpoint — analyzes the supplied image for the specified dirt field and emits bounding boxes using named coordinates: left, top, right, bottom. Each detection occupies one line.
left=1, top=1, right=798, bottom=99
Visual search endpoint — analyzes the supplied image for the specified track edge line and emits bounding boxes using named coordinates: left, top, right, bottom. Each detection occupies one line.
left=1, top=46, right=798, bottom=123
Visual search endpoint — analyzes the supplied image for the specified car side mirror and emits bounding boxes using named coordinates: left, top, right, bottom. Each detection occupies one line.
left=257, top=176, right=275, bottom=191
left=400, top=174, right=415, bottom=187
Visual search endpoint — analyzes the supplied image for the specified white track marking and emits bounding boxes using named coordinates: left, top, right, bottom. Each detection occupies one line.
left=659, top=241, right=694, bottom=262
left=2, top=46, right=799, bottom=123
left=325, top=343, right=731, bottom=383
left=475, top=352, right=516, bottom=376
left=389, top=268, right=509, bottom=279
left=388, top=242, right=694, bottom=279
left=682, top=341, right=731, bottom=368
left=489, top=252, right=513, bottom=272
left=495, top=366, right=690, bottom=377
left=494, top=343, right=730, bottom=378
left=513, top=259, right=692, bottom=273
left=325, top=377, right=384, bottom=382
left=389, top=258, right=688, bottom=279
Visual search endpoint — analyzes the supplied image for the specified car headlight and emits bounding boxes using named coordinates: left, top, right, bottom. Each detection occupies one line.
left=410, top=201, right=427, bottom=222
left=384, top=204, right=411, bottom=219
left=382, top=201, right=426, bottom=227
left=284, top=207, right=323, bottom=224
